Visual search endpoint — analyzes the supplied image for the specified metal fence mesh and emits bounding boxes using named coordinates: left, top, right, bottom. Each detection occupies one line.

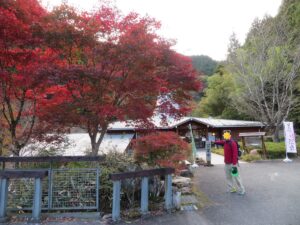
left=7, top=177, right=49, bottom=210
left=51, top=169, right=98, bottom=209
left=8, top=178, right=34, bottom=210
left=6, top=168, right=99, bottom=211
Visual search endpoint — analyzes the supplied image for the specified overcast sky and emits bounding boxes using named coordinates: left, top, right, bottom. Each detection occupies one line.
left=42, top=0, right=282, bottom=61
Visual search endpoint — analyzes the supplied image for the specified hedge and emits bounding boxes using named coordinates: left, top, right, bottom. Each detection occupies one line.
left=212, top=141, right=300, bottom=159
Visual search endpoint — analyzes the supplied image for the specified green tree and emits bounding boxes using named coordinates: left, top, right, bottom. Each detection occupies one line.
left=227, top=17, right=300, bottom=142
left=278, top=0, right=300, bottom=49
left=277, top=0, right=300, bottom=133
left=193, top=66, right=245, bottom=119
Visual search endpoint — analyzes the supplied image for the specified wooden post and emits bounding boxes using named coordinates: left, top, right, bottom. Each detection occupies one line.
left=241, top=137, right=247, bottom=153
left=205, top=141, right=212, bottom=166
left=112, top=180, right=121, bottom=221
left=31, top=178, right=43, bottom=223
left=261, top=136, right=267, bottom=159
left=0, top=178, right=8, bottom=223
left=164, top=174, right=172, bottom=211
left=140, top=177, right=149, bottom=214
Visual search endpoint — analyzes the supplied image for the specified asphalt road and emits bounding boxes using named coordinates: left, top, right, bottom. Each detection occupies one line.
left=195, top=159, right=300, bottom=225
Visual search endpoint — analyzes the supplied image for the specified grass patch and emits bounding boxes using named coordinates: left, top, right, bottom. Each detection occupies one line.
left=240, top=154, right=262, bottom=162
left=211, top=148, right=224, bottom=156
left=259, top=141, right=300, bottom=159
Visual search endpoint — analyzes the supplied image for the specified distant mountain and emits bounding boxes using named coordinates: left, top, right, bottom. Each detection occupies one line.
left=190, top=55, right=218, bottom=76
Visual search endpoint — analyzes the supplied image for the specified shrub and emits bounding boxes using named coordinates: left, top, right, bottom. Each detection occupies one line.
left=264, top=136, right=274, bottom=142
left=257, top=141, right=300, bottom=159
left=258, top=142, right=285, bottom=159
left=133, top=132, right=191, bottom=172
left=211, top=147, right=224, bottom=156
left=100, top=151, right=167, bottom=213
left=99, top=151, right=141, bottom=211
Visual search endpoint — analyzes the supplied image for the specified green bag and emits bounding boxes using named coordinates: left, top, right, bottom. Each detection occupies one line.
left=231, top=167, right=238, bottom=177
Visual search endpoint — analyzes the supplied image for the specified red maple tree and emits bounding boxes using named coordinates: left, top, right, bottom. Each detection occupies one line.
left=0, top=1, right=201, bottom=156
left=0, top=0, right=56, bottom=156
left=38, top=4, right=201, bottom=156
left=133, top=132, right=191, bottom=172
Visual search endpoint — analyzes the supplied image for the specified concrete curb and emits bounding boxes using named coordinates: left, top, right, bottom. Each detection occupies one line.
left=251, top=157, right=299, bottom=163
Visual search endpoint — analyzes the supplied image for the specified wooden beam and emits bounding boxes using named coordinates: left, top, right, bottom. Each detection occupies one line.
left=239, top=132, right=266, bottom=137
left=0, top=155, right=105, bottom=163
left=109, top=168, right=175, bottom=181
left=0, top=170, right=48, bottom=179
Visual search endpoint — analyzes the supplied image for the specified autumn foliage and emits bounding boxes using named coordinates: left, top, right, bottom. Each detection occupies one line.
left=134, top=132, right=191, bottom=172
left=0, top=0, right=54, bottom=155
left=0, top=0, right=201, bottom=156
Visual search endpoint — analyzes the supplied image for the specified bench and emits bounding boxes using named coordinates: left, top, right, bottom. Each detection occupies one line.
left=0, top=170, right=48, bottom=223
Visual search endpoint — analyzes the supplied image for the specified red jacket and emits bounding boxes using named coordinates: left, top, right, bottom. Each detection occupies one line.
left=215, top=139, right=238, bottom=165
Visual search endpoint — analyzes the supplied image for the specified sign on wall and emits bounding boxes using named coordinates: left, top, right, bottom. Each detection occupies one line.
left=283, top=122, right=297, bottom=153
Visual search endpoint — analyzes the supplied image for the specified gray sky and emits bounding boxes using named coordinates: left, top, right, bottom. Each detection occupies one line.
left=42, top=0, right=282, bottom=61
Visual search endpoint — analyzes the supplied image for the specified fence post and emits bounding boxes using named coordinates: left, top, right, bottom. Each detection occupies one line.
left=140, top=177, right=149, bottom=214
left=31, top=178, right=43, bottom=223
left=0, top=178, right=8, bottom=223
left=48, top=168, right=52, bottom=210
left=164, top=174, right=172, bottom=211
left=96, top=168, right=100, bottom=212
left=112, top=180, right=121, bottom=221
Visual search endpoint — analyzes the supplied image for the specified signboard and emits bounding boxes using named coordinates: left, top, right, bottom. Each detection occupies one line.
left=208, top=133, right=215, bottom=142
left=244, top=136, right=262, bottom=147
left=283, top=122, right=297, bottom=153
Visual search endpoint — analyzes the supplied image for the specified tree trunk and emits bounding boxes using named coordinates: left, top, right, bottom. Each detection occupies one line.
left=10, top=145, right=21, bottom=157
left=90, top=139, right=97, bottom=156
left=273, top=125, right=281, bottom=143
left=9, top=142, right=21, bottom=168
left=90, top=125, right=108, bottom=156
left=0, top=131, right=3, bottom=156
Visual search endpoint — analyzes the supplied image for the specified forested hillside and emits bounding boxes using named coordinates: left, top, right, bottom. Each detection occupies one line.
left=190, top=55, right=218, bottom=76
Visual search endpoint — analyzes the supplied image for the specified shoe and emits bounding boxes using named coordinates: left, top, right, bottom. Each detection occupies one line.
left=237, top=191, right=246, bottom=195
left=227, top=188, right=237, bottom=193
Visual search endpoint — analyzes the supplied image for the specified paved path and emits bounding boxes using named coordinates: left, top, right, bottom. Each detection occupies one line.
left=197, top=152, right=225, bottom=165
